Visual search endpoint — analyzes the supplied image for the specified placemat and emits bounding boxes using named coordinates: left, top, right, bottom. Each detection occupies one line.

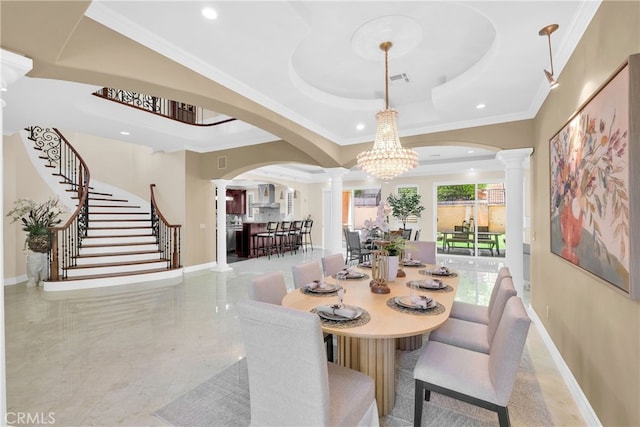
left=405, top=281, right=453, bottom=293
left=386, top=297, right=445, bottom=316
left=331, top=272, right=370, bottom=281
left=299, top=284, right=343, bottom=297
left=418, top=269, right=458, bottom=278
left=310, top=307, right=371, bottom=328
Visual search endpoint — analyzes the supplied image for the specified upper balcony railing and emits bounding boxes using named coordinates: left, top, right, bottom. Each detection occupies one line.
left=93, top=87, right=237, bottom=127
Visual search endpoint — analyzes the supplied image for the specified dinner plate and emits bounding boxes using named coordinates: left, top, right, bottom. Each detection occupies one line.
left=358, top=262, right=372, bottom=268
left=395, top=296, right=437, bottom=310
left=317, top=305, right=363, bottom=321
left=408, top=279, right=446, bottom=290
left=335, top=271, right=365, bottom=280
left=403, top=260, right=425, bottom=267
left=306, top=282, right=338, bottom=293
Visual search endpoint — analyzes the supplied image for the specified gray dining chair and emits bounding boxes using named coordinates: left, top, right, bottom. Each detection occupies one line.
left=449, top=266, right=512, bottom=324
left=428, top=276, right=517, bottom=354
left=413, top=296, right=530, bottom=427
left=321, top=253, right=345, bottom=277
left=292, top=260, right=323, bottom=289
left=248, top=271, right=287, bottom=305
left=238, top=300, right=379, bottom=426
left=409, top=241, right=436, bottom=265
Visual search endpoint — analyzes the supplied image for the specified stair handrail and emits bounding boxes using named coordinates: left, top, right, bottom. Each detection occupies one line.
left=150, top=184, right=182, bottom=269
left=26, top=126, right=90, bottom=281
left=93, top=88, right=237, bottom=127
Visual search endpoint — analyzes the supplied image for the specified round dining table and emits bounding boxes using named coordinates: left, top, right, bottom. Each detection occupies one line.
left=282, top=263, right=459, bottom=416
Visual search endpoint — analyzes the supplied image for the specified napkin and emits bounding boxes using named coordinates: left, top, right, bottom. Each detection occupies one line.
left=306, top=281, right=328, bottom=290
left=316, top=305, right=358, bottom=319
left=424, top=279, right=443, bottom=289
left=410, top=296, right=432, bottom=308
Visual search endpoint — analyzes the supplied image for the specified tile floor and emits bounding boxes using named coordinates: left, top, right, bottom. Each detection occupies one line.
left=4, top=249, right=585, bottom=426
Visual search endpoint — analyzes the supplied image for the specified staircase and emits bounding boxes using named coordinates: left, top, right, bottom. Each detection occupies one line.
left=25, top=126, right=182, bottom=291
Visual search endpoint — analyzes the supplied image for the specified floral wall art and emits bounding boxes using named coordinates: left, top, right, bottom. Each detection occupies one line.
left=550, top=55, right=640, bottom=299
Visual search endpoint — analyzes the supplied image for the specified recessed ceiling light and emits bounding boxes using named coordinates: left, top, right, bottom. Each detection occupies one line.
left=467, top=150, right=474, bottom=154
left=202, top=7, right=218, bottom=20
left=0, top=87, right=7, bottom=92
left=476, top=103, right=486, bottom=109
left=356, top=123, right=365, bottom=131
left=120, top=131, right=130, bottom=136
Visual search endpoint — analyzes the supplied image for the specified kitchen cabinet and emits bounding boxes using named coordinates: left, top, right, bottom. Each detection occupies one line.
left=226, top=189, right=246, bottom=215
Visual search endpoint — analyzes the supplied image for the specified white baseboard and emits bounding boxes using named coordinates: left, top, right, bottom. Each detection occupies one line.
left=527, top=306, right=602, bottom=427
left=183, top=262, right=217, bottom=274
left=3, top=275, right=27, bottom=286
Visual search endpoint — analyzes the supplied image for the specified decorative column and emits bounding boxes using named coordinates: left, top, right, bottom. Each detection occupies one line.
left=325, top=168, right=349, bottom=255
left=1, top=48, right=33, bottom=422
left=496, top=148, right=533, bottom=296
left=212, top=179, right=232, bottom=272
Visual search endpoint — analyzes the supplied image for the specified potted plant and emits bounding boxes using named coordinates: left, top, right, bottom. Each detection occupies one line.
left=7, top=197, right=65, bottom=252
left=387, top=192, right=425, bottom=230
left=378, top=236, right=406, bottom=282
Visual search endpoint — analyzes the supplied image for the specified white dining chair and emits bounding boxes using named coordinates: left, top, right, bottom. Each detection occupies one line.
left=292, top=260, right=323, bottom=289
left=449, top=266, right=512, bottom=324
left=238, top=300, right=379, bottom=426
left=408, top=241, right=436, bottom=265
left=321, top=253, right=345, bottom=277
left=248, top=271, right=287, bottom=305
left=414, top=296, right=530, bottom=427
left=428, top=276, right=517, bottom=354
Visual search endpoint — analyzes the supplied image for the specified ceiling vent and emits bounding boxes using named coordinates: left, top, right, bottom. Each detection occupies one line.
left=389, top=73, right=410, bottom=84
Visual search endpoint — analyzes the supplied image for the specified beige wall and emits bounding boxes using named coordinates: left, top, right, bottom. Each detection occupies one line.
left=531, top=1, right=640, bottom=425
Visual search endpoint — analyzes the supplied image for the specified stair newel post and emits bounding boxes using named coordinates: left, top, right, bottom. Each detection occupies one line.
left=49, top=229, right=60, bottom=281
left=172, top=227, right=179, bottom=269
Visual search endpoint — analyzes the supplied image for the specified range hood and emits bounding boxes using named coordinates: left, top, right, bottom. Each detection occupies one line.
left=249, top=184, right=281, bottom=208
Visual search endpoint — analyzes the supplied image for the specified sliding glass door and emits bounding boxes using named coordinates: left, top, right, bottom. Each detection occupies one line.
left=436, top=183, right=505, bottom=258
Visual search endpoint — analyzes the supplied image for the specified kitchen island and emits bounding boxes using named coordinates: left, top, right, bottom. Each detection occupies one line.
left=235, top=222, right=268, bottom=258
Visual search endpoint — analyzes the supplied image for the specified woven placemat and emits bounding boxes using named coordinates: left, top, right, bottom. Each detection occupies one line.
left=418, top=269, right=458, bottom=278
left=299, top=285, right=343, bottom=297
left=310, top=307, right=371, bottom=328
left=386, top=297, right=445, bottom=316
left=331, top=273, right=370, bottom=281
left=405, top=281, right=453, bottom=293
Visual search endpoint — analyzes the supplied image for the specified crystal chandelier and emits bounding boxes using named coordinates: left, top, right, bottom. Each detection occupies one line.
left=357, top=41, right=418, bottom=181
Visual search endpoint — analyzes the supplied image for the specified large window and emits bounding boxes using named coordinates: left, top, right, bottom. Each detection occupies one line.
left=395, top=185, right=419, bottom=226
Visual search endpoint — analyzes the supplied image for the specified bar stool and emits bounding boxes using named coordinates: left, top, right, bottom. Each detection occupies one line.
left=300, top=219, right=313, bottom=252
left=289, top=220, right=303, bottom=254
left=253, top=221, right=279, bottom=259
left=276, top=221, right=293, bottom=254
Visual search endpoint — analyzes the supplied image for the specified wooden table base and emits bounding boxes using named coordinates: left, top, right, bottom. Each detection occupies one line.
left=396, top=334, right=424, bottom=351
left=337, top=336, right=396, bottom=416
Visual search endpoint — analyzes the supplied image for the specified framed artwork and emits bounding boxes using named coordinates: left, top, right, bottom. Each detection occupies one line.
left=550, top=54, right=640, bottom=300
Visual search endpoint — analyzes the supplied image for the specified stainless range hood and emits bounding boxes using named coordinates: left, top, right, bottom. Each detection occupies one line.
left=249, top=184, right=280, bottom=208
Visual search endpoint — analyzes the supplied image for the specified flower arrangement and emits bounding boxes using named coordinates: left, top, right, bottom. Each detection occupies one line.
left=364, top=201, right=390, bottom=233
left=7, top=197, right=65, bottom=251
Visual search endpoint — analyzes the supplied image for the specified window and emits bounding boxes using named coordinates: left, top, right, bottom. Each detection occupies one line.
left=395, top=185, right=419, bottom=224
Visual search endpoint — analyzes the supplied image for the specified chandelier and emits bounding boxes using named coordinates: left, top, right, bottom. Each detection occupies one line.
left=356, top=41, right=418, bottom=181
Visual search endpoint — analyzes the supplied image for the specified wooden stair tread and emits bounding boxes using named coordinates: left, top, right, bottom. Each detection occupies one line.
left=90, top=211, right=149, bottom=215
left=81, top=241, right=157, bottom=248
left=64, top=258, right=169, bottom=270
left=75, top=250, right=161, bottom=258
left=90, top=204, right=141, bottom=208
left=83, top=233, right=155, bottom=239
left=88, top=226, right=152, bottom=230
left=52, top=267, right=173, bottom=281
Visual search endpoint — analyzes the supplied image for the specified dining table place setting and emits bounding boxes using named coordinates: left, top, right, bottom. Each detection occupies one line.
left=386, top=294, right=445, bottom=316
left=401, top=258, right=426, bottom=268
left=332, top=268, right=368, bottom=280
left=357, top=260, right=372, bottom=268
left=419, top=263, right=458, bottom=277
left=310, top=288, right=371, bottom=328
left=299, top=280, right=342, bottom=296
left=405, top=278, right=452, bottom=292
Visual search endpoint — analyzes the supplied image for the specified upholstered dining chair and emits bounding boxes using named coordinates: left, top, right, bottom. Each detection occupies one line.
left=345, top=230, right=372, bottom=264
left=449, top=266, right=512, bottom=324
left=321, top=253, right=345, bottom=277
left=428, top=276, right=517, bottom=354
left=292, top=260, right=323, bottom=289
left=409, top=241, right=436, bottom=265
left=413, top=296, right=530, bottom=427
left=238, top=300, right=379, bottom=426
left=248, top=271, right=287, bottom=305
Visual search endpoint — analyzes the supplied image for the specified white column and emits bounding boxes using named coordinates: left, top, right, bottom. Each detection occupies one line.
left=325, top=168, right=349, bottom=255
left=496, top=148, right=533, bottom=296
left=212, top=179, right=232, bottom=272
left=1, top=49, right=33, bottom=422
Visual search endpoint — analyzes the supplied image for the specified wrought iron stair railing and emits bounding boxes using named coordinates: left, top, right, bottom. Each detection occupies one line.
left=93, top=87, right=237, bottom=127
left=26, top=126, right=90, bottom=281
left=150, top=184, right=182, bottom=269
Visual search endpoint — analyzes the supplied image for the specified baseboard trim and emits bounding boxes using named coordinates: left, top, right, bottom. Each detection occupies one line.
left=527, top=306, right=602, bottom=427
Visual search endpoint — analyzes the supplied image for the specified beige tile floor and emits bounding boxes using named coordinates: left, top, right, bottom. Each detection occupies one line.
left=4, top=249, right=586, bottom=426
